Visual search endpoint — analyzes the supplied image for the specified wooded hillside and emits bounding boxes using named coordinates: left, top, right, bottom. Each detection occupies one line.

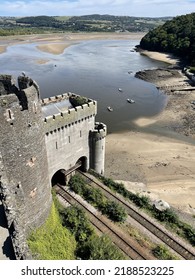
left=139, top=13, right=195, bottom=65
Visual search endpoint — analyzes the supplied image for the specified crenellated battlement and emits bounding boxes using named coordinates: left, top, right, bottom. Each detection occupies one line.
left=91, top=122, right=107, bottom=140
left=0, top=75, right=40, bottom=113
left=41, top=93, right=71, bottom=106
left=44, top=99, right=97, bottom=133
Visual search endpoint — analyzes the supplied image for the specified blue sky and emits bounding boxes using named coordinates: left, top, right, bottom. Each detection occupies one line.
left=0, top=0, right=195, bottom=17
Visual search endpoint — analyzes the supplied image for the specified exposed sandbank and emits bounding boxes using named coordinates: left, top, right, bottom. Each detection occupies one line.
left=140, top=49, right=180, bottom=65
left=0, top=45, right=7, bottom=54
left=36, top=42, right=73, bottom=55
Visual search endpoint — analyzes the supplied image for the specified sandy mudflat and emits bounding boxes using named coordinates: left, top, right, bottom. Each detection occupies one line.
left=0, top=32, right=146, bottom=55
left=0, top=45, right=7, bottom=54
left=36, top=42, right=73, bottom=55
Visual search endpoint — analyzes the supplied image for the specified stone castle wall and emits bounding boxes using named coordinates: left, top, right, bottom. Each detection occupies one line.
left=0, top=75, right=52, bottom=259
left=0, top=74, right=106, bottom=259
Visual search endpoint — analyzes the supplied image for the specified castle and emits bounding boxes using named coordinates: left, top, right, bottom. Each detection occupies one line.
left=0, top=74, right=106, bottom=259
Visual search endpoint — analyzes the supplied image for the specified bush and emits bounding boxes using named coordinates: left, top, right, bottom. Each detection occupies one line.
left=177, top=222, right=195, bottom=246
left=69, top=175, right=127, bottom=223
left=152, top=244, right=178, bottom=260
left=61, top=206, right=94, bottom=243
left=69, top=96, right=88, bottom=107
left=153, top=208, right=179, bottom=224
left=69, top=175, right=86, bottom=195
left=78, top=235, right=127, bottom=260
left=102, top=200, right=127, bottom=222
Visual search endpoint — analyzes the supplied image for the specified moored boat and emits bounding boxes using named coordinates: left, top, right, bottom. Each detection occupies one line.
left=127, top=99, right=135, bottom=104
left=107, top=106, right=113, bottom=112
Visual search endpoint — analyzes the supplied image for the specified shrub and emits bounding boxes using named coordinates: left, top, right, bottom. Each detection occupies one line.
left=69, top=96, right=88, bottom=107
left=78, top=235, right=127, bottom=260
left=69, top=175, right=86, bottom=195
left=61, top=206, right=94, bottom=243
left=69, top=175, right=127, bottom=223
left=153, top=208, right=179, bottom=224
left=102, top=200, right=127, bottom=222
left=152, top=244, right=178, bottom=260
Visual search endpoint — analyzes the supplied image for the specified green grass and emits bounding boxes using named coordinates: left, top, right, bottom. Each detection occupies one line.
left=27, top=203, right=76, bottom=260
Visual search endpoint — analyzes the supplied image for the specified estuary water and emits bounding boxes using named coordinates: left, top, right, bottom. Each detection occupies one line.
left=0, top=39, right=167, bottom=133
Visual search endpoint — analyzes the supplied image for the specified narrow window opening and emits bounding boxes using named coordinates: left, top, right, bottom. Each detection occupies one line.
left=68, top=136, right=71, bottom=143
left=56, top=141, right=58, bottom=149
left=8, top=109, right=12, bottom=119
left=33, top=102, right=37, bottom=114
left=80, top=130, right=82, bottom=137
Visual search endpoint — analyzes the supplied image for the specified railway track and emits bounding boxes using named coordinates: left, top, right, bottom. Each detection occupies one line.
left=54, top=184, right=153, bottom=260
left=77, top=170, right=195, bottom=260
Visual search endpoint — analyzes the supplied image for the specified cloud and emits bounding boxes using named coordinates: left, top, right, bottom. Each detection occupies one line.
left=0, top=0, right=194, bottom=17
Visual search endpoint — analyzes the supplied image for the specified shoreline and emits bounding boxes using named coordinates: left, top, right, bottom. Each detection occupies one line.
left=0, top=32, right=146, bottom=55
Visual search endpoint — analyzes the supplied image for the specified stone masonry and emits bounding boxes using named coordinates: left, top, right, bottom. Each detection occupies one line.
left=0, top=74, right=106, bottom=259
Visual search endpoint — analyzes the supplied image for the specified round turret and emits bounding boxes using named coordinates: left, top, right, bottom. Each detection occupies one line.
left=90, top=122, right=107, bottom=175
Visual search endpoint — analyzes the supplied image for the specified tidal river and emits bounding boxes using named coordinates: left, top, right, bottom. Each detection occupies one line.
left=0, top=39, right=167, bottom=133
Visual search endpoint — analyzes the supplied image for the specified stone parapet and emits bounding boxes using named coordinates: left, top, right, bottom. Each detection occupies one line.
left=44, top=100, right=97, bottom=133
left=92, top=122, right=107, bottom=140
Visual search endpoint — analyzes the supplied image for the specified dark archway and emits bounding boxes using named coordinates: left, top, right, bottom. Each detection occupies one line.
left=76, top=156, right=87, bottom=172
left=51, top=169, right=66, bottom=187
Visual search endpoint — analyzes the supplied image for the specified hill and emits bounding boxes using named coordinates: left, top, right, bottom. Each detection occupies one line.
left=0, top=14, right=171, bottom=35
left=139, top=13, right=195, bottom=66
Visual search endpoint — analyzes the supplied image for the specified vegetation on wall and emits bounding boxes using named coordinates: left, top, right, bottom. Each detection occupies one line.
left=69, top=95, right=88, bottom=107
left=27, top=203, right=76, bottom=260
left=139, top=12, right=195, bottom=65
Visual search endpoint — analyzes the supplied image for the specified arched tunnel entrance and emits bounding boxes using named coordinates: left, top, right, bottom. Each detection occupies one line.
left=51, top=156, right=88, bottom=187
left=76, top=156, right=87, bottom=172
left=51, top=169, right=66, bottom=187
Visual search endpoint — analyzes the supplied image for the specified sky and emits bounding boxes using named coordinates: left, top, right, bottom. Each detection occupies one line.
left=0, top=0, right=195, bottom=18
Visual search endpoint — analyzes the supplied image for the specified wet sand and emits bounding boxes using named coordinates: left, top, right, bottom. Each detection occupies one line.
left=139, top=49, right=180, bottom=65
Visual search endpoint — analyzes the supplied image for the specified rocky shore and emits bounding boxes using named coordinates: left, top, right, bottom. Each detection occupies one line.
left=135, top=67, right=195, bottom=137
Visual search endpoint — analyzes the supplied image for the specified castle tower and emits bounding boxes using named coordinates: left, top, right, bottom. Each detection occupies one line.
left=90, top=122, right=107, bottom=175
left=0, top=75, right=52, bottom=259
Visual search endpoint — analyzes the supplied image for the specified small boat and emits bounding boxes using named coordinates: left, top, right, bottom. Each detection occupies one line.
left=107, top=106, right=113, bottom=112
left=127, top=99, right=135, bottom=104
left=118, top=88, right=123, bottom=92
